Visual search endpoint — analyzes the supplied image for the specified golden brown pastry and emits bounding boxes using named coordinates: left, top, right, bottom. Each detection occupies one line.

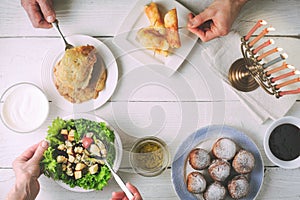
left=212, top=138, right=237, bottom=161
left=164, top=8, right=181, bottom=48
left=54, top=45, right=96, bottom=90
left=188, top=148, right=211, bottom=170
left=137, top=3, right=181, bottom=56
left=232, top=149, right=255, bottom=174
left=136, top=27, right=169, bottom=52
left=144, top=2, right=164, bottom=27
left=228, top=175, right=250, bottom=199
left=54, top=45, right=107, bottom=103
left=208, top=159, right=231, bottom=182
left=186, top=171, right=207, bottom=194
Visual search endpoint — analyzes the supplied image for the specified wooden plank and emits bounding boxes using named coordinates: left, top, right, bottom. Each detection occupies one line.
left=256, top=168, right=300, bottom=200
left=1, top=37, right=299, bottom=102
left=1, top=101, right=300, bottom=168
left=0, top=0, right=135, bottom=37
left=1, top=167, right=300, bottom=200
left=0, top=0, right=299, bottom=37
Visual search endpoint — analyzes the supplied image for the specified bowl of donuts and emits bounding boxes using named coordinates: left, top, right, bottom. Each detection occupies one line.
left=172, top=125, right=264, bottom=200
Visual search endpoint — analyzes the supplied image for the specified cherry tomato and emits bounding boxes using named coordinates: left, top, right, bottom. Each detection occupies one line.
left=82, top=136, right=94, bottom=149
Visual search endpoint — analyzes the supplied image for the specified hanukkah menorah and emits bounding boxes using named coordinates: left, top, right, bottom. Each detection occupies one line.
left=228, top=20, right=300, bottom=98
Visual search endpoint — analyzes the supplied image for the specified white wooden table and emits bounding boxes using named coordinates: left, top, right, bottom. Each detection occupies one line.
left=1, top=0, right=300, bottom=199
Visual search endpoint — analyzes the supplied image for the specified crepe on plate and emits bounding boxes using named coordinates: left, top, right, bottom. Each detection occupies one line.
left=136, top=2, right=181, bottom=56
left=54, top=45, right=107, bottom=103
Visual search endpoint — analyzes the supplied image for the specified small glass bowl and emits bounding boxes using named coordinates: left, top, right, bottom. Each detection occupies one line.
left=0, top=83, right=49, bottom=133
left=130, top=136, right=170, bottom=177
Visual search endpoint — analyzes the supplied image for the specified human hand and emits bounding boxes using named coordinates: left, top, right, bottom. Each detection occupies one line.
left=21, top=0, right=56, bottom=28
left=111, top=182, right=143, bottom=200
left=188, top=0, right=247, bottom=42
left=6, top=140, right=49, bottom=200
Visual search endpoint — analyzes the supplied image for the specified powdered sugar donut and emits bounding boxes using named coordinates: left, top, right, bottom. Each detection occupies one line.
left=189, top=148, right=211, bottom=170
left=204, top=182, right=226, bottom=200
left=228, top=175, right=250, bottom=199
left=232, top=149, right=255, bottom=174
left=212, top=138, right=237, bottom=160
left=186, top=171, right=207, bottom=194
left=208, top=159, right=231, bottom=182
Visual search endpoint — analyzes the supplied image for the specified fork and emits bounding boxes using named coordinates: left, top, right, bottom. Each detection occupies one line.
left=88, top=140, right=134, bottom=200
left=52, top=19, right=74, bottom=50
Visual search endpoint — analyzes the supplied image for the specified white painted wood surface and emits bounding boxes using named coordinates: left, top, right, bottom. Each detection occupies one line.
left=0, top=0, right=300, bottom=199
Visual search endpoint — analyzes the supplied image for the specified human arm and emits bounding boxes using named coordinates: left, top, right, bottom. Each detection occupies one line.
left=21, top=0, right=56, bottom=28
left=6, top=140, right=49, bottom=200
left=188, top=0, right=248, bottom=42
left=111, top=182, right=143, bottom=200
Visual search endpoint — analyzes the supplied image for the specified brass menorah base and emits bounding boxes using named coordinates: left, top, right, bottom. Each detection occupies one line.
left=228, top=58, right=259, bottom=92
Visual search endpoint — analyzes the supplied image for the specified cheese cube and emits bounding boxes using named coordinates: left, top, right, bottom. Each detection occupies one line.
left=89, top=164, right=99, bottom=175
left=74, top=171, right=82, bottom=179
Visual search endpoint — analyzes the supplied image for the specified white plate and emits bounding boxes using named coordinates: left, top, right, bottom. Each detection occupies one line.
left=113, top=0, right=198, bottom=76
left=41, top=35, right=118, bottom=112
left=172, top=125, right=264, bottom=200
left=54, top=113, right=123, bottom=192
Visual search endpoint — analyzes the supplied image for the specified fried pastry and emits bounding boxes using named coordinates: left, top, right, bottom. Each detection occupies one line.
left=136, top=27, right=169, bottom=51
left=186, top=171, right=207, bottom=194
left=137, top=2, right=181, bottom=56
left=54, top=45, right=96, bottom=90
left=232, top=149, right=255, bottom=174
left=212, top=137, right=237, bottom=161
left=144, top=2, right=164, bottom=27
left=204, top=182, right=226, bottom=200
left=94, top=66, right=107, bottom=98
left=228, top=175, right=250, bottom=199
left=164, top=8, right=181, bottom=48
left=208, top=159, right=231, bottom=182
left=188, top=148, right=211, bottom=170
left=54, top=45, right=107, bottom=103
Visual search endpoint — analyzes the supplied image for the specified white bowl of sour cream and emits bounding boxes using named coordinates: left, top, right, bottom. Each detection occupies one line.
left=0, top=83, right=49, bottom=133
